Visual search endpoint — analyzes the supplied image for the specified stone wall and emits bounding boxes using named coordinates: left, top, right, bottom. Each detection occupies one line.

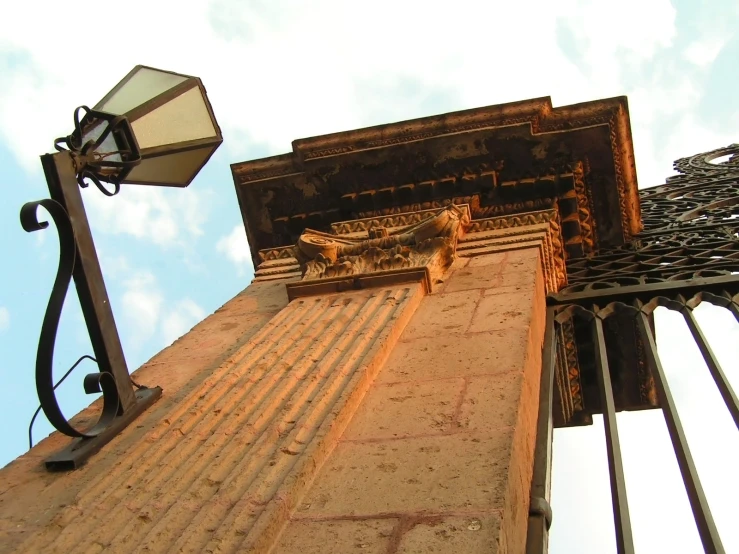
left=274, top=247, right=546, bottom=553
left=0, top=279, right=291, bottom=551
left=0, top=248, right=545, bottom=554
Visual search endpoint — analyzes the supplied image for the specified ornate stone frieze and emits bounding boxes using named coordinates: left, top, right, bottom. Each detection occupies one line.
left=555, top=319, right=582, bottom=425
left=572, top=161, right=597, bottom=254
left=330, top=205, right=472, bottom=236
left=466, top=209, right=555, bottom=232
left=257, top=204, right=569, bottom=291
left=258, top=246, right=298, bottom=262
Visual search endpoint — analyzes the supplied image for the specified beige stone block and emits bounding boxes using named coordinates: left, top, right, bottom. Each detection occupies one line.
left=300, top=433, right=513, bottom=517
left=216, top=280, right=294, bottom=316
left=343, top=379, right=464, bottom=440
left=496, top=264, right=538, bottom=290
left=481, top=284, right=535, bottom=301
left=274, top=518, right=397, bottom=554
left=396, top=513, right=502, bottom=553
left=466, top=252, right=507, bottom=268
left=432, top=257, right=470, bottom=294
left=443, top=265, right=501, bottom=293
left=400, top=290, right=480, bottom=340
left=504, top=246, right=540, bottom=269
left=375, top=328, right=530, bottom=384
left=468, top=293, right=533, bottom=334
left=458, top=372, right=527, bottom=435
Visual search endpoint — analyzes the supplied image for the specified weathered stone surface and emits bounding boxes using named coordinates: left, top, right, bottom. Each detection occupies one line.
left=298, top=432, right=514, bottom=517
left=277, top=246, right=546, bottom=553
left=400, top=289, right=481, bottom=340
left=443, top=264, right=503, bottom=293
left=274, top=519, right=397, bottom=553
left=374, top=328, right=531, bottom=384
left=396, top=513, right=503, bottom=553
left=458, top=372, right=530, bottom=434
left=0, top=283, right=424, bottom=554
left=343, top=379, right=464, bottom=441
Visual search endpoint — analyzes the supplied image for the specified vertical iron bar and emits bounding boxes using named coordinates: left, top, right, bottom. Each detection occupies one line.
left=682, top=307, right=739, bottom=430
left=41, top=151, right=136, bottom=411
left=591, top=305, right=635, bottom=554
left=636, top=305, right=725, bottom=554
left=526, top=307, right=556, bottom=554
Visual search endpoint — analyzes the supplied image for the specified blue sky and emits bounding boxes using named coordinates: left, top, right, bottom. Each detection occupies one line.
left=0, top=1, right=738, bottom=552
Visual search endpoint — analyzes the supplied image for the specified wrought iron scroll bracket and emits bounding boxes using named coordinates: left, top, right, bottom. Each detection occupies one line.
left=20, top=199, right=122, bottom=439
left=22, top=154, right=162, bottom=471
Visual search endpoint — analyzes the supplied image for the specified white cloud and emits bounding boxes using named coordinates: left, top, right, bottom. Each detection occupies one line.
left=661, top=113, right=739, bottom=166
left=216, top=224, right=252, bottom=275
left=0, top=0, right=688, bottom=192
left=161, top=299, right=207, bottom=345
left=120, top=270, right=163, bottom=346
left=117, top=267, right=207, bottom=349
left=0, top=307, right=9, bottom=332
left=84, top=185, right=212, bottom=249
left=684, top=37, right=728, bottom=67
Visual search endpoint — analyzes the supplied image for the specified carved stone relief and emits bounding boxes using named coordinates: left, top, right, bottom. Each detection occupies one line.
left=295, top=205, right=468, bottom=285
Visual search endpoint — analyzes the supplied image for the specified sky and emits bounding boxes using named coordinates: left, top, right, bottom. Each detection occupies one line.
left=0, top=1, right=738, bottom=552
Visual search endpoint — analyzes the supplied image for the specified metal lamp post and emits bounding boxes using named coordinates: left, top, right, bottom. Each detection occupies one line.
left=21, top=66, right=222, bottom=471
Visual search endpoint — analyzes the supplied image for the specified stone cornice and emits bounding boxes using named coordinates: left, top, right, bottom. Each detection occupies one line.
left=232, top=95, right=640, bottom=272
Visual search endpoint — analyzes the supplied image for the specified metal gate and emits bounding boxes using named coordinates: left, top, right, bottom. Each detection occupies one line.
left=526, top=144, right=739, bottom=554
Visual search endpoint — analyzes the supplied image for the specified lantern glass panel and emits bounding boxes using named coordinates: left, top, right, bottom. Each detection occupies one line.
left=123, top=146, right=217, bottom=185
left=130, top=87, right=217, bottom=150
left=96, top=67, right=188, bottom=115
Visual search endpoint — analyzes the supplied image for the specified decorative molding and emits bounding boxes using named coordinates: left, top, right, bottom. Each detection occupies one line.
left=258, top=246, right=298, bottom=263
left=285, top=268, right=431, bottom=300
left=608, top=107, right=639, bottom=242
left=466, top=209, right=554, bottom=232
left=475, top=197, right=556, bottom=219
left=459, top=209, right=567, bottom=293
left=331, top=205, right=471, bottom=235
left=290, top=96, right=627, bottom=162
left=572, top=161, right=596, bottom=254
left=557, top=319, right=583, bottom=425
left=354, top=197, right=478, bottom=219
left=350, top=195, right=557, bottom=221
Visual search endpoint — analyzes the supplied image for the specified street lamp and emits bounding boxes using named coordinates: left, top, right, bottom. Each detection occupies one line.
left=20, top=66, right=222, bottom=471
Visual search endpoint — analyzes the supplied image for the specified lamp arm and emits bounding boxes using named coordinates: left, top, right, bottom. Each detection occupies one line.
left=21, top=152, right=161, bottom=470
left=21, top=199, right=121, bottom=437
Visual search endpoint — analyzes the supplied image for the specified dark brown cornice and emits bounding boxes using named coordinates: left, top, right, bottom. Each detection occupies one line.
left=231, top=95, right=640, bottom=269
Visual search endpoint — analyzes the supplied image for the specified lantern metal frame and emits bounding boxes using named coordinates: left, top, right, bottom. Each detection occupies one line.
left=21, top=65, right=222, bottom=471
left=92, top=65, right=223, bottom=188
